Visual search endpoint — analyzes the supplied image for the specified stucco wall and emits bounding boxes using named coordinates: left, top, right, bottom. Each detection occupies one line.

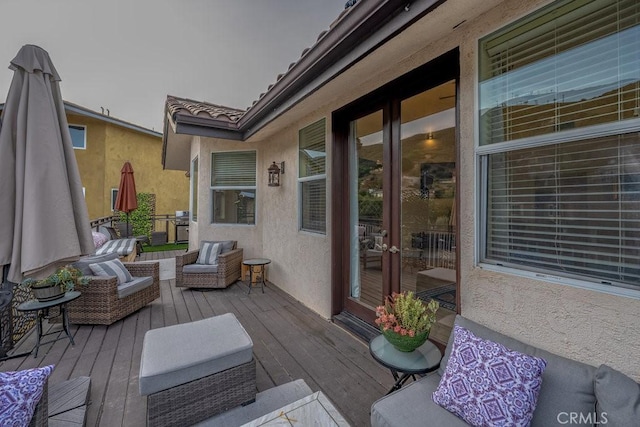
left=195, top=120, right=333, bottom=318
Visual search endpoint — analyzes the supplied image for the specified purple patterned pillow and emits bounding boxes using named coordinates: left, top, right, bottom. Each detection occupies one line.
left=432, top=326, right=546, bottom=427
left=0, top=365, right=54, bottom=426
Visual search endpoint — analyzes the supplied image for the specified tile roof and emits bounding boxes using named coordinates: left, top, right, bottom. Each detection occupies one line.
left=166, top=95, right=246, bottom=123
left=165, top=1, right=359, bottom=126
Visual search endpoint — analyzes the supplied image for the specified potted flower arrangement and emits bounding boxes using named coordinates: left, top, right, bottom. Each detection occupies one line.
left=375, top=291, right=439, bottom=352
left=22, top=266, right=88, bottom=302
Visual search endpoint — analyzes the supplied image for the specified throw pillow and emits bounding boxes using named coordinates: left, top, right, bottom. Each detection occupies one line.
left=432, top=325, right=547, bottom=427
left=197, top=242, right=222, bottom=265
left=0, top=365, right=54, bottom=426
left=89, top=258, right=133, bottom=284
left=92, top=231, right=109, bottom=249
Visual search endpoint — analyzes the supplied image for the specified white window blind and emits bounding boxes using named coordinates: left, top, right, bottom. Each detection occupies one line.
left=211, top=151, right=256, bottom=225
left=211, top=151, right=256, bottom=187
left=485, top=133, right=640, bottom=289
left=299, top=119, right=326, bottom=233
left=479, top=0, right=640, bottom=146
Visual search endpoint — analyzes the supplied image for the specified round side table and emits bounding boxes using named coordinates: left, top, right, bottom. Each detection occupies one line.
left=17, top=291, right=81, bottom=358
left=243, top=258, right=271, bottom=294
left=369, top=334, right=442, bottom=394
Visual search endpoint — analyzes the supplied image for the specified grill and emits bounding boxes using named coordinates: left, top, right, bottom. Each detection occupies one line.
left=175, top=211, right=189, bottom=243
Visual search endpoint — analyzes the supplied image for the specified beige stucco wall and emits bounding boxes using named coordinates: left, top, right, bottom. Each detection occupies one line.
left=190, top=0, right=639, bottom=380
left=194, top=117, right=332, bottom=317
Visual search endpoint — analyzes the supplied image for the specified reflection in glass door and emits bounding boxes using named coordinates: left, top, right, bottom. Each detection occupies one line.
left=399, top=81, right=457, bottom=343
left=349, top=110, right=385, bottom=311
left=344, top=81, right=458, bottom=341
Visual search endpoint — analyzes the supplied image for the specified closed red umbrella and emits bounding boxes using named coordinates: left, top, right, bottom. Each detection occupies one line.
left=114, top=161, right=137, bottom=237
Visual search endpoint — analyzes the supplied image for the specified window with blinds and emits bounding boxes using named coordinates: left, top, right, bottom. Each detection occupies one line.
left=479, top=0, right=640, bottom=146
left=299, top=119, right=326, bottom=233
left=210, top=151, right=256, bottom=224
left=479, top=0, right=640, bottom=292
left=485, top=133, right=640, bottom=289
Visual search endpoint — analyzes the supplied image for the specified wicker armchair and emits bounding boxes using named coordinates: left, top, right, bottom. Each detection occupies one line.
left=175, top=241, right=243, bottom=289
left=68, top=262, right=160, bottom=325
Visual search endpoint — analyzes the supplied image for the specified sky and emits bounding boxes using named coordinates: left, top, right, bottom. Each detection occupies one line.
left=0, top=0, right=348, bottom=132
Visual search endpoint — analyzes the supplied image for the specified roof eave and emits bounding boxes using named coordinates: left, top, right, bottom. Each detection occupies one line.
left=237, top=0, right=445, bottom=138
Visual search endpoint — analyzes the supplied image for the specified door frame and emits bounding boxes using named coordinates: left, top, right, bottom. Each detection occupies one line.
left=331, top=48, right=460, bottom=322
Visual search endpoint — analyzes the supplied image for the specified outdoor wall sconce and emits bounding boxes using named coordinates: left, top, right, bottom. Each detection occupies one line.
left=268, top=161, right=285, bottom=187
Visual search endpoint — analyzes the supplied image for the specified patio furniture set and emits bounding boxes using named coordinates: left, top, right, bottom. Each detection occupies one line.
left=371, top=315, right=640, bottom=426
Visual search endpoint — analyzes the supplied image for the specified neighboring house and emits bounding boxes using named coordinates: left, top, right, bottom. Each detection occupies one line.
left=64, top=103, right=190, bottom=238
left=0, top=101, right=190, bottom=228
left=162, top=0, right=640, bottom=380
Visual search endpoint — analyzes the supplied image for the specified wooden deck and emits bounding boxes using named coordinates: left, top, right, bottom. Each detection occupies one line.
left=1, top=250, right=394, bottom=426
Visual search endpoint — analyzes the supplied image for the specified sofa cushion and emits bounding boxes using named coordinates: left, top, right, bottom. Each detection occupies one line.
left=371, top=374, right=468, bottom=427
left=441, top=316, right=597, bottom=427
left=90, top=259, right=133, bottom=285
left=72, top=252, right=119, bottom=276
left=95, top=238, right=136, bottom=257
left=432, top=325, right=547, bottom=427
left=595, top=364, right=640, bottom=427
left=200, top=240, right=235, bottom=254
left=196, top=242, right=222, bottom=265
left=117, top=276, right=154, bottom=299
left=139, top=313, right=253, bottom=395
left=183, top=264, right=219, bottom=274
left=0, top=365, right=53, bottom=426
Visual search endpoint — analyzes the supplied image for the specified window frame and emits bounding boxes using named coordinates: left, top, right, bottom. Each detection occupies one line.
left=298, top=118, right=327, bottom=234
left=110, top=188, right=118, bottom=211
left=476, top=0, right=640, bottom=299
left=69, top=124, right=87, bottom=150
left=191, top=156, right=198, bottom=223
left=209, top=150, right=257, bottom=226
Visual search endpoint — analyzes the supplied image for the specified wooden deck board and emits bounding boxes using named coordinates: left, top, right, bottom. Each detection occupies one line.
left=1, top=251, right=396, bottom=427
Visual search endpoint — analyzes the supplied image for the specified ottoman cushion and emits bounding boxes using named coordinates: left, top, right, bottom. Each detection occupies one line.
left=139, top=313, right=253, bottom=395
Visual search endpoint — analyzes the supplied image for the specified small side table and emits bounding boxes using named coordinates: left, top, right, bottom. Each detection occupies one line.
left=17, top=291, right=81, bottom=358
left=243, top=259, right=271, bottom=294
left=369, top=334, right=442, bottom=394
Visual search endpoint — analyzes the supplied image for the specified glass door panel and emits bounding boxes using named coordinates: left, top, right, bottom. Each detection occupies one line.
left=349, top=110, right=385, bottom=311
left=400, top=80, right=457, bottom=343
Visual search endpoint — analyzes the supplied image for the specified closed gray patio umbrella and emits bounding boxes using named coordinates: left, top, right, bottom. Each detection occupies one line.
left=0, top=44, right=94, bottom=284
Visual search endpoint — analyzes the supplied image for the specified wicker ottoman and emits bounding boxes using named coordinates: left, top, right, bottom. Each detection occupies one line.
left=139, top=313, right=256, bottom=426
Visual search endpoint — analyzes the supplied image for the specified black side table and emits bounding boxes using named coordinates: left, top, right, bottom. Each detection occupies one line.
left=17, top=291, right=81, bottom=358
left=369, top=334, right=442, bottom=394
left=243, top=258, right=271, bottom=294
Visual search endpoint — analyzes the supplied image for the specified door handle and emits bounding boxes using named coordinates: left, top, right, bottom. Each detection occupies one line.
left=389, top=245, right=399, bottom=254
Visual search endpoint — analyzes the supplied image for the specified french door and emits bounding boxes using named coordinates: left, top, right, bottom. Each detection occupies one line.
left=332, top=51, right=459, bottom=326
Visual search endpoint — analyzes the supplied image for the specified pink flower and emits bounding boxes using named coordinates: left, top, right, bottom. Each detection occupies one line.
left=408, top=330, right=415, bottom=337
left=400, top=329, right=407, bottom=336
left=394, top=325, right=401, bottom=333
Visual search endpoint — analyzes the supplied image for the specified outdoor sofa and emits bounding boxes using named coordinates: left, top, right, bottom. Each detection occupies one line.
left=175, top=240, right=243, bottom=289
left=68, top=253, right=160, bottom=325
left=371, top=315, right=640, bottom=427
